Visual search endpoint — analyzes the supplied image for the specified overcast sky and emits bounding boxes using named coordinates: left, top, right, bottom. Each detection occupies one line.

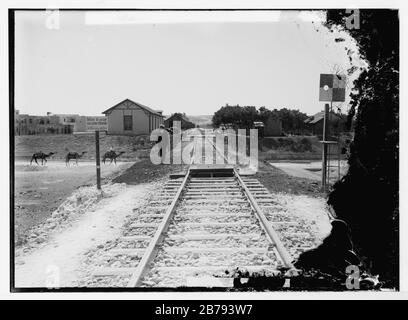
left=14, top=10, right=363, bottom=116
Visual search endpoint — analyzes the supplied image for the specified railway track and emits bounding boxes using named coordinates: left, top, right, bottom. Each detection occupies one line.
left=88, top=132, right=308, bottom=288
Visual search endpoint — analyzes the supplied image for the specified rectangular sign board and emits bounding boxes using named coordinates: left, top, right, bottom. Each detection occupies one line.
left=86, top=116, right=108, bottom=131
left=319, top=74, right=346, bottom=102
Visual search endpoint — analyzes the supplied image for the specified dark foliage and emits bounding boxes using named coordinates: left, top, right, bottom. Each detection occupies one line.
left=212, top=104, right=308, bottom=133
left=310, top=9, right=398, bottom=287
left=259, top=107, right=309, bottom=134
left=295, top=220, right=361, bottom=276
left=167, top=113, right=195, bottom=130
left=212, top=104, right=259, bottom=129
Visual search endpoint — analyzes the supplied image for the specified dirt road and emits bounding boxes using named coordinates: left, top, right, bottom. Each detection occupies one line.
left=14, top=160, right=133, bottom=245
left=270, top=160, right=348, bottom=182
left=14, top=182, right=157, bottom=288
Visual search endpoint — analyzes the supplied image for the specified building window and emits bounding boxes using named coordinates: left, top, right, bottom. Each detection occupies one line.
left=124, top=115, right=133, bottom=131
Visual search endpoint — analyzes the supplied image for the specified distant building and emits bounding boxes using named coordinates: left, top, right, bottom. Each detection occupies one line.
left=252, top=116, right=282, bottom=137
left=263, top=115, right=282, bottom=137
left=253, top=121, right=265, bottom=137
left=304, top=110, right=346, bottom=135
left=14, top=110, right=108, bottom=136
left=53, top=114, right=79, bottom=125
left=73, top=116, right=87, bottom=133
left=14, top=110, right=74, bottom=135
left=164, top=113, right=195, bottom=130
left=102, top=99, right=164, bottom=135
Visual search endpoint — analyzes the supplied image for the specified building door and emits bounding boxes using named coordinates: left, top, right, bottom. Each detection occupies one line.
left=124, top=115, right=133, bottom=131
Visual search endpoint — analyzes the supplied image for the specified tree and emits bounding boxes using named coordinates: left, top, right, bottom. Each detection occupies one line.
left=318, top=10, right=398, bottom=287
left=213, top=105, right=308, bottom=134
left=277, top=108, right=309, bottom=134
left=212, top=104, right=258, bottom=129
left=259, top=107, right=308, bottom=134
left=168, top=113, right=195, bottom=130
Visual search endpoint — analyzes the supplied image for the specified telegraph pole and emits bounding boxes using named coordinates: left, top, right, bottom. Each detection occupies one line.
left=321, top=103, right=329, bottom=190
left=95, top=130, right=101, bottom=190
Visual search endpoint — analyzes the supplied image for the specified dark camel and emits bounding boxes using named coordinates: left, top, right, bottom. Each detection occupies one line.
left=30, top=152, right=55, bottom=165
left=65, top=151, right=87, bottom=166
left=102, top=151, right=125, bottom=165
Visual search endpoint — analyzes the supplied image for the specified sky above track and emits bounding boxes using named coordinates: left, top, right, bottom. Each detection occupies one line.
left=14, top=10, right=364, bottom=116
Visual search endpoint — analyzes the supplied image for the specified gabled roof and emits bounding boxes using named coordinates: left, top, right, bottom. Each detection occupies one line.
left=306, top=111, right=325, bottom=124
left=165, top=113, right=192, bottom=122
left=102, top=99, right=164, bottom=117
left=305, top=110, right=342, bottom=124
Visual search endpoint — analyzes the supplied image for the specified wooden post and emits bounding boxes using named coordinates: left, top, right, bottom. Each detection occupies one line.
left=95, top=130, right=101, bottom=190
left=321, top=103, right=329, bottom=190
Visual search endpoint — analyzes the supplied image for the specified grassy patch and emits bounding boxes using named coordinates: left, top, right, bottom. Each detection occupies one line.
left=258, top=136, right=324, bottom=161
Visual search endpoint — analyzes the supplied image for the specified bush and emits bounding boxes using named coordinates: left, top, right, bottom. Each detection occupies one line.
left=322, top=9, right=399, bottom=287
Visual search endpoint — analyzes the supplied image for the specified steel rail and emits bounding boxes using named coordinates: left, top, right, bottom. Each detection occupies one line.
left=126, top=135, right=293, bottom=287
left=204, top=135, right=294, bottom=269
left=234, top=169, right=294, bottom=269
left=127, top=140, right=196, bottom=287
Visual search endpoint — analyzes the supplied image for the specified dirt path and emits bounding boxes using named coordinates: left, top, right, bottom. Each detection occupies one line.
left=270, top=161, right=348, bottom=182
left=14, top=182, right=156, bottom=288
left=14, top=160, right=133, bottom=245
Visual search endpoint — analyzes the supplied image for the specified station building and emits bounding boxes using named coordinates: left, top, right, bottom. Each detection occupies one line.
left=102, top=99, right=164, bottom=135
left=304, top=110, right=346, bottom=136
left=164, top=113, right=195, bottom=130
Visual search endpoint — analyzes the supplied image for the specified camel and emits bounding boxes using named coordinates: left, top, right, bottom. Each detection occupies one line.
left=65, top=151, right=87, bottom=166
left=102, top=151, right=125, bottom=165
left=30, top=152, right=55, bottom=165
